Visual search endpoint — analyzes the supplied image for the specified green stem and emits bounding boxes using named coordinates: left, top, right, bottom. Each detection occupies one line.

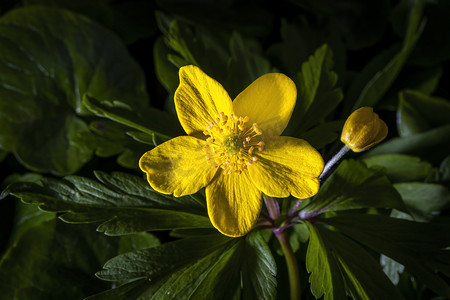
left=276, top=231, right=301, bottom=300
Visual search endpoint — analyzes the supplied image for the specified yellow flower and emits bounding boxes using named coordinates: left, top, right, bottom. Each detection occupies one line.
left=139, top=65, right=324, bottom=237
left=341, top=107, right=388, bottom=152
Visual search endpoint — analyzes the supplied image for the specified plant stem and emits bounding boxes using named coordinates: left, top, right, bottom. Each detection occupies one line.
left=319, top=145, right=350, bottom=181
left=276, top=231, right=301, bottom=300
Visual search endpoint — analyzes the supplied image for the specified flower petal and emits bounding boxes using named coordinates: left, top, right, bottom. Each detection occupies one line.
left=206, top=171, right=262, bottom=237
left=139, top=136, right=217, bottom=197
left=248, top=136, right=324, bottom=199
left=175, top=65, right=233, bottom=135
left=232, top=73, right=297, bottom=137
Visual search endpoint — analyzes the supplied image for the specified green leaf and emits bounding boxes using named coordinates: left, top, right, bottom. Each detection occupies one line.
left=397, top=90, right=450, bottom=137
left=407, top=0, right=450, bottom=66
left=241, top=232, right=277, bottom=299
left=290, top=0, right=390, bottom=50
left=324, top=213, right=450, bottom=298
left=83, top=96, right=183, bottom=144
left=300, top=159, right=406, bottom=215
left=23, top=0, right=157, bottom=45
left=286, top=44, right=343, bottom=135
left=343, top=44, right=399, bottom=114
left=426, top=155, right=450, bottom=184
left=363, top=154, right=433, bottom=182
left=155, top=0, right=273, bottom=38
left=92, top=231, right=276, bottom=300
left=379, top=65, right=442, bottom=110
left=394, top=182, right=450, bottom=221
left=156, top=14, right=230, bottom=86
left=347, top=0, right=426, bottom=112
left=0, top=218, right=118, bottom=299
left=362, top=124, right=450, bottom=164
left=0, top=6, right=148, bottom=174
left=3, top=171, right=211, bottom=235
left=0, top=149, right=6, bottom=163
left=226, top=32, right=272, bottom=99
left=160, top=17, right=199, bottom=67
left=267, top=17, right=346, bottom=81
left=305, top=221, right=404, bottom=300
left=84, top=279, right=151, bottom=300
left=154, top=36, right=180, bottom=94
left=299, top=120, right=343, bottom=150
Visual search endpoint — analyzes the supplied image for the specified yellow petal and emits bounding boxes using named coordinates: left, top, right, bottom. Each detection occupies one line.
left=139, top=136, right=217, bottom=197
left=248, top=136, right=324, bottom=199
left=206, top=171, right=262, bottom=237
left=174, top=65, right=233, bottom=135
left=232, top=73, right=297, bottom=137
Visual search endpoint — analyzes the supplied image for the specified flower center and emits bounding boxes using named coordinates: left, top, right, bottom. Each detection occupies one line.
left=202, top=112, right=264, bottom=175
left=223, top=135, right=242, bottom=154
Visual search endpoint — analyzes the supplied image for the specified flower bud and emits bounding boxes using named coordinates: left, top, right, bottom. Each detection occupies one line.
left=341, top=107, right=388, bottom=152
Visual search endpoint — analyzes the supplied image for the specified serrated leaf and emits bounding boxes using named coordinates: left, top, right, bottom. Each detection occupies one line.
left=299, top=160, right=406, bottom=216
left=88, top=232, right=276, bottom=299
left=156, top=14, right=230, bottom=86
left=3, top=172, right=211, bottom=235
left=287, top=44, right=343, bottom=135
left=398, top=90, right=450, bottom=137
left=363, top=154, right=433, bottom=182
left=394, top=182, right=450, bottom=221
left=305, top=222, right=346, bottom=300
left=305, top=221, right=404, bottom=300
left=324, top=213, right=450, bottom=297
left=0, top=6, right=148, bottom=174
left=83, top=96, right=182, bottom=144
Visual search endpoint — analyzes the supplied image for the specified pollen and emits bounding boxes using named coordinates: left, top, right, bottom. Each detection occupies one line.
left=202, top=112, right=264, bottom=175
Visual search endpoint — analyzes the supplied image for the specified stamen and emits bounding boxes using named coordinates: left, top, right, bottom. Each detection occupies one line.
left=202, top=112, right=264, bottom=175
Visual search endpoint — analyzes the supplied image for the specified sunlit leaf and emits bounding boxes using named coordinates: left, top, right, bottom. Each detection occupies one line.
left=286, top=44, right=343, bottom=135
left=2, top=171, right=211, bottom=235
left=91, top=232, right=276, bottom=299
left=305, top=221, right=403, bottom=300
left=299, top=159, right=406, bottom=216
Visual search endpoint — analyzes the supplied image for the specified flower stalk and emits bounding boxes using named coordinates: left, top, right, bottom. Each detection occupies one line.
left=319, top=145, right=350, bottom=181
left=277, top=232, right=301, bottom=300
left=264, top=196, right=301, bottom=300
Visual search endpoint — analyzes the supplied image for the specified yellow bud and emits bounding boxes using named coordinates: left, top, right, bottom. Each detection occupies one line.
left=341, top=107, right=388, bottom=152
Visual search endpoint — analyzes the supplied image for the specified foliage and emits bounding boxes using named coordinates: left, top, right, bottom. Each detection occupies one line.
left=0, top=0, right=449, bottom=299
